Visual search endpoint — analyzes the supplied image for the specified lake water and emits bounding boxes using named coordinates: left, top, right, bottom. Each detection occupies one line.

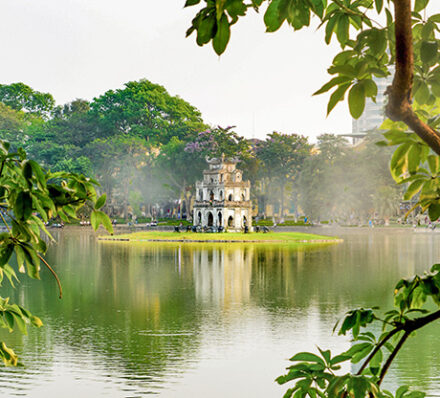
left=0, top=227, right=439, bottom=397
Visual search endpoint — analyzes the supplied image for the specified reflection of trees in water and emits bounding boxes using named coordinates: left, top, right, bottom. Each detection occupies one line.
left=1, top=235, right=204, bottom=395
left=1, top=230, right=440, bottom=395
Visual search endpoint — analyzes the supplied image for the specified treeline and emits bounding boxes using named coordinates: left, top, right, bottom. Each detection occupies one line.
left=0, top=80, right=401, bottom=222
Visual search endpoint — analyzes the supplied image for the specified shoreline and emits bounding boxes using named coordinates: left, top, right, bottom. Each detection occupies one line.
left=97, top=230, right=342, bottom=244
left=98, top=237, right=343, bottom=243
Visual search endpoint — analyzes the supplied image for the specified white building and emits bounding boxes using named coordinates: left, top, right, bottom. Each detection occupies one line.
left=352, top=73, right=393, bottom=135
left=193, top=157, right=252, bottom=231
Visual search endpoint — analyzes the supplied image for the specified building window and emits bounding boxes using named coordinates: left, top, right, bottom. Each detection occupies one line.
left=228, top=216, right=234, bottom=227
left=228, top=193, right=233, bottom=201
left=210, top=190, right=214, bottom=201
left=220, top=190, right=223, bottom=200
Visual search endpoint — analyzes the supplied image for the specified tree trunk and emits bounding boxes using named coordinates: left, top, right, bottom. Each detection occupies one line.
left=387, top=0, right=440, bottom=155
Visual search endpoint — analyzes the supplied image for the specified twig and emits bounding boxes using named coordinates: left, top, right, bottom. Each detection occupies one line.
left=0, top=211, right=11, bottom=232
left=378, top=331, right=410, bottom=385
left=356, top=327, right=402, bottom=375
left=36, top=253, right=63, bottom=299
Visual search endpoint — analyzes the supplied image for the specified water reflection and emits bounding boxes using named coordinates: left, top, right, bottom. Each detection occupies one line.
left=0, top=229, right=439, bottom=397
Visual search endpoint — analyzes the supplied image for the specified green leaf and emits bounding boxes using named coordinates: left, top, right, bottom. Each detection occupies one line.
left=407, top=145, right=421, bottom=174
left=196, top=15, right=217, bottom=46
left=428, top=203, right=440, bottom=221
left=403, top=179, right=424, bottom=200
left=22, top=161, right=32, bottom=182
left=336, top=14, right=349, bottom=46
left=289, top=352, right=325, bottom=365
left=325, top=15, right=338, bottom=44
left=90, top=210, right=114, bottom=234
left=184, top=0, right=201, bottom=6
left=414, top=81, right=430, bottom=104
left=420, top=41, right=438, bottom=66
left=414, top=0, right=429, bottom=13
left=360, top=79, right=377, bottom=98
left=0, top=244, right=14, bottom=268
left=313, top=76, right=351, bottom=96
left=264, top=0, right=284, bottom=32
left=213, top=14, right=231, bottom=55
left=14, top=192, right=33, bottom=221
left=429, top=14, right=440, bottom=23
left=427, top=155, right=440, bottom=174
left=369, top=29, right=387, bottom=55
left=348, top=83, right=365, bottom=119
left=375, top=0, right=383, bottom=13
left=95, top=194, right=107, bottom=210
left=327, top=83, right=351, bottom=115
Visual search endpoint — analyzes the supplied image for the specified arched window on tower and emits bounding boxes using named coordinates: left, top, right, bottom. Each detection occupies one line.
left=210, top=190, right=214, bottom=201
left=228, top=193, right=233, bottom=201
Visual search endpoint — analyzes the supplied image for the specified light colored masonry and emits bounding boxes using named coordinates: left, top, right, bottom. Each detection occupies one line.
left=193, top=157, right=252, bottom=231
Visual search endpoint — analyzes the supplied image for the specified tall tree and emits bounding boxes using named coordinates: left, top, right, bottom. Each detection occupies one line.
left=184, top=0, right=440, bottom=220
left=256, top=132, right=310, bottom=219
left=0, top=83, right=55, bottom=118
left=90, top=79, right=206, bottom=144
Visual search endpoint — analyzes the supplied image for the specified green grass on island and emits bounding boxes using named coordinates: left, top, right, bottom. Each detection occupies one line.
left=99, top=231, right=341, bottom=243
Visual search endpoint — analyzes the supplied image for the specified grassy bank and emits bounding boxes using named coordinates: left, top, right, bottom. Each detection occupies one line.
left=98, top=231, right=341, bottom=243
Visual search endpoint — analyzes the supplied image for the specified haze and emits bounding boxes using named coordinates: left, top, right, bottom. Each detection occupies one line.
left=1, top=1, right=439, bottom=140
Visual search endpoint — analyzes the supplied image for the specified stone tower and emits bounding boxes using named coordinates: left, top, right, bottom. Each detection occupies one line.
left=193, top=157, right=252, bottom=231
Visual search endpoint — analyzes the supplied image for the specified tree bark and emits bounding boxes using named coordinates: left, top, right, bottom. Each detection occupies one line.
left=386, top=0, right=440, bottom=155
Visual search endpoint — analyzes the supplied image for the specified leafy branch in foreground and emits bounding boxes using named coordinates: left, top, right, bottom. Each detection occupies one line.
left=0, top=140, right=113, bottom=366
left=277, top=264, right=440, bottom=397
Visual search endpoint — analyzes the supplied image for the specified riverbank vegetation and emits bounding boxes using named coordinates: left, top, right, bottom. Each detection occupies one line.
left=0, top=82, right=402, bottom=224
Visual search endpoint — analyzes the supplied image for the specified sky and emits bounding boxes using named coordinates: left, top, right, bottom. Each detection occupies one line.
left=0, top=1, right=438, bottom=141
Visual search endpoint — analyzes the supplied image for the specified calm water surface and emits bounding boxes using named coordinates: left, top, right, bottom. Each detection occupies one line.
left=0, top=227, right=439, bottom=397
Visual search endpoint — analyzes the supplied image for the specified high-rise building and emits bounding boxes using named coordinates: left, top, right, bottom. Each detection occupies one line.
left=352, top=74, right=393, bottom=135
left=341, top=74, right=393, bottom=145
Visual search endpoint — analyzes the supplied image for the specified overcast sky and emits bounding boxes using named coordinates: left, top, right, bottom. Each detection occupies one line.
left=1, top=1, right=438, bottom=141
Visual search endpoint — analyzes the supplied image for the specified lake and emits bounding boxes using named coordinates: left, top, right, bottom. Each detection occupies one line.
left=0, top=227, right=439, bottom=397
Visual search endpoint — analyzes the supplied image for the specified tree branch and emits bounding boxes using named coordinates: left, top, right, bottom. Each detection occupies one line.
left=386, top=0, right=440, bottom=155
left=356, top=327, right=401, bottom=375
left=36, top=253, right=63, bottom=299
left=377, top=330, right=409, bottom=386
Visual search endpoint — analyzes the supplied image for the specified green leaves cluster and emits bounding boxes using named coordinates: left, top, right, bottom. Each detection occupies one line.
left=277, top=264, right=440, bottom=397
left=378, top=116, right=440, bottom=221
left=0, top=139, right=113, bottom=366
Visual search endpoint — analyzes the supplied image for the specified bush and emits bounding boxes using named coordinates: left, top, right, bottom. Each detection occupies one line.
left=159, top=219, right=192, bottom=226
left=255, top=219, right=274, bottom=226
left=278, top=220, right=306, bottom=226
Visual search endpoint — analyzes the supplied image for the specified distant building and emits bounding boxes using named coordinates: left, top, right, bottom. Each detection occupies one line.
left=193, top=157, right=252, bottom=231
left=347, top=73, right=393, bottom=145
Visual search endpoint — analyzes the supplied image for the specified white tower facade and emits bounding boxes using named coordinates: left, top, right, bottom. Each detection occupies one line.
left=193, top=157, right=252, bottom=231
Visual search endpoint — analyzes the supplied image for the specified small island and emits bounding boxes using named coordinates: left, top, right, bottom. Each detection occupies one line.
left=98, top=231, right=342, bottom=244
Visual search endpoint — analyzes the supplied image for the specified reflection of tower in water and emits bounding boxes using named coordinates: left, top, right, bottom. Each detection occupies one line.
left=192, top=246, right=254, bottom=308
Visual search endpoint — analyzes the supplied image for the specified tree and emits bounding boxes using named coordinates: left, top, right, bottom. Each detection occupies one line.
left=0, top=140, right=113, bottom=366
left=184, top=0, right=440, bottom=219
left=154, top=136, right=206, bottom=220
left=256, top=132, right=310, bottom=219
left=90, top=79, right=206, bottom=144
left=0, top=83, right=55, bottom=118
